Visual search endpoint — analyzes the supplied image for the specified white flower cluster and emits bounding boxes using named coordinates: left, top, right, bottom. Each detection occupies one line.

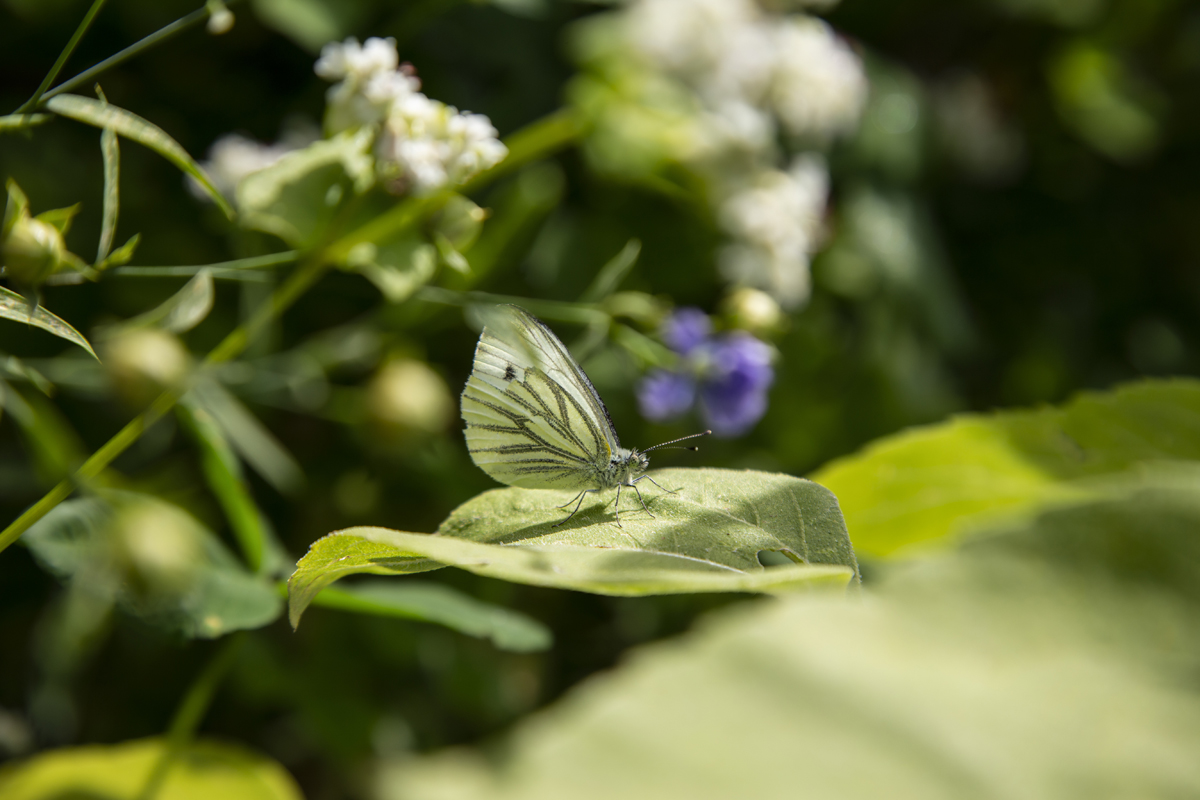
left=315, top=37, right=508, bottom=193
left=613, top=0, right=866, bottom=306
left=718, top=156, right=829, bottom=307
left=626, top=0, right=866, bottom=145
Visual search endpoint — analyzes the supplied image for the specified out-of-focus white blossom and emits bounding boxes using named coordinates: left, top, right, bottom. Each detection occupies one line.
left=191, top=134, right=299, bottom=199
left=376, top=99, right=508, bottom=193
left=626, top=0, right=760, bottom=78
left=718, top=155, right=829, bottom=307
left=769, top=17, right=868, bottom=139
left=315, top=36, right=507, bottom=192
left=318, top=37, right=421, bottom=134
left=315, top=36, right=400, bottom=83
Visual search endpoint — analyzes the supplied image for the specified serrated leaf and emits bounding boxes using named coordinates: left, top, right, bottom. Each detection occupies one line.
left=0, top=287, right=98, bottom=359
left=289, top=468, right=858, bottom=626
left=237, top=128, right=374, bottom=247
left=310, top=581, right=553, bottom=652
left=0, top=737, right=303, bottom=800
left=44, top=94, right=233, bottom=219
left=813, top=378, right=1200, bottom=558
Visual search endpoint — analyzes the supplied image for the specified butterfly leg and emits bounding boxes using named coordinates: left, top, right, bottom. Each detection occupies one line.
left=638, top=474, right=678, bottom=495
left=556, top=490, right=589, bottom=510
left=553, top=489, right=595, bottom=528
left=629, top=481, right=655, bottom=519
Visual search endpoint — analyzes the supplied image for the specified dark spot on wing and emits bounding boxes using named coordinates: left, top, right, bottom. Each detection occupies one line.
left=504, top=364, right=516, bottom=381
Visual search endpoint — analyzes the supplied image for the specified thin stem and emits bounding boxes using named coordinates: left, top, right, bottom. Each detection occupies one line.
left=136, top=635, right=244, bottom=800
left=0, top=107, right=582, bottom=556
left=16, top=0, right=109, bottom=114
left=0, top=258, right=328, bottom=555
left=40, top=4, right=215, bottom=105
left=112, top=251, right=299, bottom=278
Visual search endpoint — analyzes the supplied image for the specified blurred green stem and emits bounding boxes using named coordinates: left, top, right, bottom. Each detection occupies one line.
left=33, top=1, right=237, bottom=108
left=136, top=635, right=244, bottom=800
left=16, top=0, right=109, bottom=114
left=0, top=256, right=328, bottom=554
left=0, top=107, right=584, bottom=556
left=112, top=250, right=299, bottom=279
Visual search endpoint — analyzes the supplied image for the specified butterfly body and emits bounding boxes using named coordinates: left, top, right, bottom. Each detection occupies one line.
left=461, top=305, right=665, bottom=524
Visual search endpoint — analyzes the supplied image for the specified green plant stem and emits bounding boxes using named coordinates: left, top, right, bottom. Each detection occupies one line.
left=0, top=257, right=328, bottom=555
left=39, top=2, right=224, bottom=106
left=136, top=635, right=244, bottom=800
left=16, top=0, right=109, bottom=114
left=112, top=250, right=299, bottom=278
left=0, top=107, right=584, bottom=556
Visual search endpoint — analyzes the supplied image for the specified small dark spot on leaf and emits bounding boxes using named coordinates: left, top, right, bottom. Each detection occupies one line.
left=504, top=364, right=516, bottom=381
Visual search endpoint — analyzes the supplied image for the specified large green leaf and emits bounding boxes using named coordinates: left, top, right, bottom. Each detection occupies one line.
left=0, top=286, right=98, bottom=359
left=378, top=483, right=1200, bottom=800
left=25, top=493, right=283, bottom=639
left=309, top=581, right=553, bottom=653
left=0, top=737, right=302, bottom=800
left=812, top=378, right=1200, bottom=557
left=289, top=468, right=858, bottom=625
left=237, top=128, right=374, bottom=248
left=44, top=94, right=233, bottom=219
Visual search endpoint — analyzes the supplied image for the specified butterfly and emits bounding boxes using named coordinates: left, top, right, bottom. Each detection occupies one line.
left=461, top=304, right=708, bottom=525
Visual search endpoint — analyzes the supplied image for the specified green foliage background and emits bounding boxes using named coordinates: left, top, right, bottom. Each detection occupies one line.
left=1, top=0, right=1199, bottom=797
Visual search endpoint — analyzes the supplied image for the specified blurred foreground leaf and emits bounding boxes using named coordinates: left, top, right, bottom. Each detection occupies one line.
left=310, top=581, right=553, bottom=652
left=121, top=269, right=215, bottom=333
left=0, top=737, right=302, bottom=800
left=378, top=479, right=1200, bottom=800
left=289, top=469, right=858, bottom=626
left=25, top=493, right=283, bottom=638
left=0, top=286, right=98, bottom=359
left=45, top=94, right=233, bottom=218
left=237, top=128, right=373, bottom=248
left=813, top=378, right=1200, bottom=557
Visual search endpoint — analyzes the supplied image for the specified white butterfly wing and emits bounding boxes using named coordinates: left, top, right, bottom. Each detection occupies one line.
left=461, top=305, right=620, bottom=490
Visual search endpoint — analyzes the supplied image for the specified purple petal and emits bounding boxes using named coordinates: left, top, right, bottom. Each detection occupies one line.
left=661, top=307, right=713, bottom=355
left=637, top=370, right=696, bottom=422
left=695, top=333, right=774, bottom=437
left=699, top=385, right=769, bottom=437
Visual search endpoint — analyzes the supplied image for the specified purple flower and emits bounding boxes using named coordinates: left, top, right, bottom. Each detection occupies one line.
left=695, top=333, right=774, bottom=436
left=636, top=310, right=775, bottom=438
left=661, top=307, right=712, bottom=355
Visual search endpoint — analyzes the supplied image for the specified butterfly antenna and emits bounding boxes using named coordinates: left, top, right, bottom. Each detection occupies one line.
left=642, top=430, right=712, bottom=453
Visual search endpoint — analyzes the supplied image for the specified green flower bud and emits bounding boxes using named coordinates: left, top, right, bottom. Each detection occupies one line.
left=366, top=359, right=453, bottom=439
left=108, top=499, right=204, bottom=598
left=1, top=215, right=65, bottom=286
left=721, top=287, right=784, bottom=336
left=103, top=328, right=191, bottom=406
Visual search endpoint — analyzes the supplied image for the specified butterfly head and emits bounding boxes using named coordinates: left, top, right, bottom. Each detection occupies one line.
left=609, top=447, right=650, bottom=487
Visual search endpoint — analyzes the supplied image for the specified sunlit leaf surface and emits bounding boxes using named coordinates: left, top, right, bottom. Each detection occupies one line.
left=0, top=737, right=302, bottom=800
left=289, top=468, right=858, bottom=625
left=0, top=287, right=98, bottom=359
left=813, top=378, right=1200, bottom=557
